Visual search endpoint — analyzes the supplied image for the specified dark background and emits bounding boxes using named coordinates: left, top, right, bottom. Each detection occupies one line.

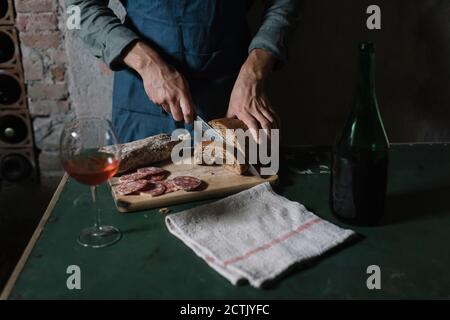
left=251, top=0, right=450, bottom=145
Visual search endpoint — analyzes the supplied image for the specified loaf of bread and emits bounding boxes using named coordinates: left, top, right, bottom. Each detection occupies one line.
left=193, top=140, right=218, bottom=165
left=193, top=118, right=250, bottom=175
left=101, top=134, right=179, bottom=173
left=193, top=140, right=249, bottom=175
left=208, top=118, right=248, bottom=151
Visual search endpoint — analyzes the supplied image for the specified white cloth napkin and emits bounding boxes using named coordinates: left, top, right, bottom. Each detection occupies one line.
left=165, top=182, right=355, bottom=288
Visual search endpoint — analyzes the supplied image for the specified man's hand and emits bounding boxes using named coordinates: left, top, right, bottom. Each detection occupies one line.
left=123, top=41, right=195, bottom=123
left=227, top=49, right=280, bottom=141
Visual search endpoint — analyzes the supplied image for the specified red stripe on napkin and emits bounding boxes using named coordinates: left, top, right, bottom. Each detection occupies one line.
left=223, top=218, right=322, bottom=267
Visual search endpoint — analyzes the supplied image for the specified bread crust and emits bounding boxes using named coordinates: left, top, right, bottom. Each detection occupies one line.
left=198, top=118, right=250, bottom=175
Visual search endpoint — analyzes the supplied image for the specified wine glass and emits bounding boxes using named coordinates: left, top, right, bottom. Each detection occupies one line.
left=60, top=116, right=121, bottom=248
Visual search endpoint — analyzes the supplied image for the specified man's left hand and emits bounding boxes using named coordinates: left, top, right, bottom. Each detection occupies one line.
left=227, top=49, right=280, bottom=142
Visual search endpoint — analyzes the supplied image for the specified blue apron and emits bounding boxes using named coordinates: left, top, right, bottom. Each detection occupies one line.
left=113, top=0, right=252, bottom=143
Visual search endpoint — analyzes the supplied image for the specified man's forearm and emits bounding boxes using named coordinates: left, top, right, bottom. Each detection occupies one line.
left=240, top=49, right=277, bottom=81
left=249, top=0, right=300, bottom=63
left=123, top=41, right=164, bottom=75
left=65, top=0, right=140, bottom=70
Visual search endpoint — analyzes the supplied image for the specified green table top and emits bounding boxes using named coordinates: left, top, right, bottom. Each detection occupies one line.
left=3, top=144, right=450, bottom=299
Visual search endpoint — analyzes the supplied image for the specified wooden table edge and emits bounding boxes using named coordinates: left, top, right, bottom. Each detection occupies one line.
left=0, top=173, right=69, bottom=300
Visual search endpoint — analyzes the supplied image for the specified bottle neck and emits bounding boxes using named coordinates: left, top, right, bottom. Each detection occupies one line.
left=335, top=44, right=389, bottom=150
left=356, top=50, right=376, bottom=101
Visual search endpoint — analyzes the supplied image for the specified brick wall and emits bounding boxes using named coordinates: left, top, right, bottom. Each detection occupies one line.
left=11, top=0, right=125, bottom=178
left=14, top=0, right=71, bottom=177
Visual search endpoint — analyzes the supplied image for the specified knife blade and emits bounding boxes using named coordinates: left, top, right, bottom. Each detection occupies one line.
left=196, top=116, right=261, bottom=177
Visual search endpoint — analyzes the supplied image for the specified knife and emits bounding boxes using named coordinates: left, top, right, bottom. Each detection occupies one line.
left=196, top=116, right=261, bottom=177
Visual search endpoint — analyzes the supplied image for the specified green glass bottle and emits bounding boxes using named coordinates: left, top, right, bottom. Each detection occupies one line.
left=330, top=42, right=390, bottom=226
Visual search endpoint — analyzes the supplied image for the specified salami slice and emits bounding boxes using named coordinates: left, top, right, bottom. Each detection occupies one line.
left=116, top=179, right=148, bottom=195
left=173, top=176, right=202, bottom=191
left=162, top=179, right=181, bottom=193
left=140, top=182, right=166, bottom=197
left=147, top=172, right=168, bottom=182
left=137, top=166, right=166, bottom=175
left=118, top=171, right=151, bottom=183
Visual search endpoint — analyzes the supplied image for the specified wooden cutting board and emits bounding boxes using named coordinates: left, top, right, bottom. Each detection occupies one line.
left=109, top=160, right=278, bottom=213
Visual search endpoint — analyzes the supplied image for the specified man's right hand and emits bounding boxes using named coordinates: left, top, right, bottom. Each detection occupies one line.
left=123, top=41, right=195, bottom=123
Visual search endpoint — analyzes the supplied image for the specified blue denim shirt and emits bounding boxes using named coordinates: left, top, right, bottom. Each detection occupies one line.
left=65, top=0, right=300, bottom=70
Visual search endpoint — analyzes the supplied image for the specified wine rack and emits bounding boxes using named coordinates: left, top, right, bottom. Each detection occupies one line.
left=0, top=0, right=40, bottom=187
left=0, top=147, right=39, bottom=185
left=0, top=26, right=21, bottom=69
left=0, top=0, right=14, bottom=26
left=0, top=69, right=26, bottom=109
left=0, top=109, right=33, bottom=148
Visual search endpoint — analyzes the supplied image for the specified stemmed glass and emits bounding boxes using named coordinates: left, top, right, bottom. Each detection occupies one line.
left=60, top=116, right=121, bottom=248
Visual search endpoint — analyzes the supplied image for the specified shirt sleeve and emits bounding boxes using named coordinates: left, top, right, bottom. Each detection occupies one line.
left=248, top=0, right=301, bottom=63
left=64, top=0, right=141, bottom=70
